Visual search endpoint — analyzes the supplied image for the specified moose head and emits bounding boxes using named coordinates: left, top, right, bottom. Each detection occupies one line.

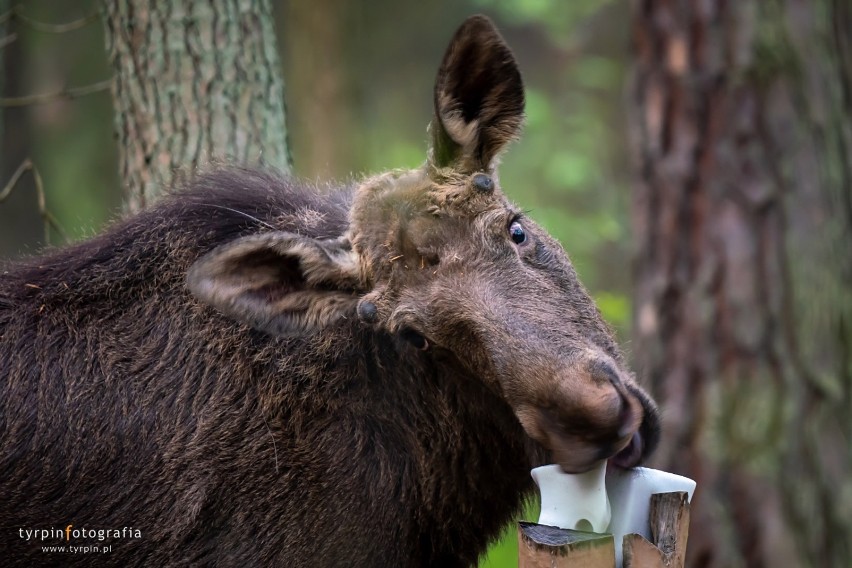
left=188, top=15, right=659, bottom=474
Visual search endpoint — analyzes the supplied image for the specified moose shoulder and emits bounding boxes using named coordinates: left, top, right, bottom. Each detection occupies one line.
left=0, top=15, right=659, bottom=567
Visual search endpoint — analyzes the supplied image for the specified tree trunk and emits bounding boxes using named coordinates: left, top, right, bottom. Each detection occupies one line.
left=101, top=0, right=292, bottom=212
left=629, top=0, right=852, bottom=567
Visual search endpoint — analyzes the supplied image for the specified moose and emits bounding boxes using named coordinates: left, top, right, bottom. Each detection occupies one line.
left=0, top=15, right=659, bottom=567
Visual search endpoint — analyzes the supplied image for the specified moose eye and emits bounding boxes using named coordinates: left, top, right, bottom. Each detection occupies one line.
left=509, top=221, right=527, bottom=245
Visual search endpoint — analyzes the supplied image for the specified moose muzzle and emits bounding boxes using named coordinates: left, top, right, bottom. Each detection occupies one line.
left=513, top=356, right=657, bottom=474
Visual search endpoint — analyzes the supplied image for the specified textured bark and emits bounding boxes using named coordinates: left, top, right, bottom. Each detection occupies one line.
left=773, top=1, right=852, bottom=565
left=623, top=492, right=690, bottom=568
left=101, top=0, right=292, bottom=212
left=630, top=1, right=852, bottom=567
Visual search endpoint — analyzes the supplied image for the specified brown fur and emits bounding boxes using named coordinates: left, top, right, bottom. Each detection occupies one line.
left=0, top=16, right=658, bottom=567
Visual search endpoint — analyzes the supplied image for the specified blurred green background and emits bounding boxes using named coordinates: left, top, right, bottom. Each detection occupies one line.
left=1, top=2, right=633, bottom=565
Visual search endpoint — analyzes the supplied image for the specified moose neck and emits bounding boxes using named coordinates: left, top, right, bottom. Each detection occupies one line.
left=353, top=327, right=547, bottom=561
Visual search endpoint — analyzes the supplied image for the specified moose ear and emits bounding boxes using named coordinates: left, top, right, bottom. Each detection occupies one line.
left=429, top=15, right=525, bottom=173
left=187, top=232, right=362, bottom=337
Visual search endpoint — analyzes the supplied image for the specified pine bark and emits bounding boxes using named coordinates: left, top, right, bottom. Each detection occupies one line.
left=630, top=0, right=852, bottom=566
left=101, top=0, right=292, bottom=212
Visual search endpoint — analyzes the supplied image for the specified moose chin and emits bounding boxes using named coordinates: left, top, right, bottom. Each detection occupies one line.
left=0, top=14, right=659, bottom=567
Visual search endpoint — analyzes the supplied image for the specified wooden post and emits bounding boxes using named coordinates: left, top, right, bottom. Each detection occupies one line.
left=518, top=522, right=615, bottom=568
left=623, top=492, right=690, bottom=568
left=519, top=491, right=691, bottom=568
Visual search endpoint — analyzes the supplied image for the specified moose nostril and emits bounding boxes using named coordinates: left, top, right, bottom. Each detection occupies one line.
left=616, top=391, right=638, bottom=439
left=589, top=359, right=621, bottom=387
left=612, top=431, right=645, bottom=468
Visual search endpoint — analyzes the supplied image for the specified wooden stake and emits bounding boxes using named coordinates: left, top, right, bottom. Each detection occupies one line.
left=518, top=522, right=615, bottom=568
left=623, top=491, right=691, bottom=568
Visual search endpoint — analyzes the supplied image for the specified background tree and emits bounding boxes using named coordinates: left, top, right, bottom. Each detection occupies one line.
left=101, top=0, right=292, bottom=211
left=631, top=0, right=852, bottom=566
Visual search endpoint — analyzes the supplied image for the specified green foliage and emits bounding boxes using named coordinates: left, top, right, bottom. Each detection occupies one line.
left=0, top=0, right=117, bottom=254
left=471, top=0, right=615, bottom=42
left=480, top=497, right=540, bottom=567
left=594, top=291, right=630, bottom=332
left=35, top=94, right=120, bottom=242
